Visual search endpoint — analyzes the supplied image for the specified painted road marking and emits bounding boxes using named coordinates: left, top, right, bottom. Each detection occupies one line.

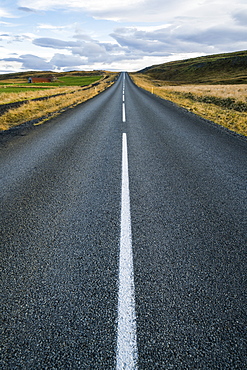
left=122, top=103, right=126, bottom=122
left=116, top=133, right=138, bottom=369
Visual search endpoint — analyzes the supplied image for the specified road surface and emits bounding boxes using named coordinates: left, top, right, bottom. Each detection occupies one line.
left=1, top=73, right=246, bottom=369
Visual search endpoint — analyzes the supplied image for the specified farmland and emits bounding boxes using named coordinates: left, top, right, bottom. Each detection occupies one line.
left=0, top=72, right=118, bottom=131
left=0, top=74, right=102, bottom=94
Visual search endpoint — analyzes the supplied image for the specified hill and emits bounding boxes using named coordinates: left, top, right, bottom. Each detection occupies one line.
left=138, top=50, right=247, bottom=84
left=0, top=70, right=103, bottom=81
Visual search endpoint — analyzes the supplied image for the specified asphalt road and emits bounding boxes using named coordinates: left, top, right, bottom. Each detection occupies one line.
left=1, top=73, right=246, bottom=369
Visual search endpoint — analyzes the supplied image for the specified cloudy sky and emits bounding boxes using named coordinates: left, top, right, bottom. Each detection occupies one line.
left=0, top=0, right=247, bottom=73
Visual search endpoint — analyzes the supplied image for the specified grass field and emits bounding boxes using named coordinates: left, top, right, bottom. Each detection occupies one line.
left=0, top=86, right=83, bottom=104
left=139, top=50, right=247, bottom=85
left=0, top=73, right=118, bottom=131
left=0, top=86, right=52, bottom=94
left=130, top=74, right=247, bottom=136
left=0, top=75, right=102, bottom=93
left=133, top=51, right=247, bottom=136
left=47, top=75, right=102, bottom=86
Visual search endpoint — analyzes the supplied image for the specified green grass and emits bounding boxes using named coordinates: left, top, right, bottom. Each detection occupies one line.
left=0, top=75, right=102, bottom=91
left=0, top=86, right=51, bottom=93
left=54, top=75, right=102, bottom=86
left=24, top=75, right=102, bottom=87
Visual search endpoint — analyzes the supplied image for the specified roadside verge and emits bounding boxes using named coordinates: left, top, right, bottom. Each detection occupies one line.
left=130, top=74, right=247, bottom=137
left=0, top=73, right=119, bottom=132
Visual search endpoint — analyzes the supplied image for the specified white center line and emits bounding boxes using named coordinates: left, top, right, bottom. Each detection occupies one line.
left=122, top=103, right=126, bottom=122
left=116, top=133, right=138, bottom=370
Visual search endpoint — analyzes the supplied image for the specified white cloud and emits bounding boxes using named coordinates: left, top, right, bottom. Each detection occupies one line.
left=18, top=0, right=145, bottom=12
left=37, top=23, right=72, bottom=30
left=73, top=34, right=95, bottom=42
left=0, top=7, right=13, bottom=17
left=50, top=53, right=87, bottom=67
left=17, top=0, right=242, bottom=22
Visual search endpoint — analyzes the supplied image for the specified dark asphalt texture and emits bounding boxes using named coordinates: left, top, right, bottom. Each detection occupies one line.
left=1, top=73, right=247, bottom=369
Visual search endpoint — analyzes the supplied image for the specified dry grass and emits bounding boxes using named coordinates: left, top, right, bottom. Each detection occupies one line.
left=0, top=86, right=78, bottom=104
left=0, top=78, right=28, bottom=84
left=159, top=84, right=247, bottom=102
left=0, top=74, right=118, bottom=131
left=131, top=74, right=247, bottom=137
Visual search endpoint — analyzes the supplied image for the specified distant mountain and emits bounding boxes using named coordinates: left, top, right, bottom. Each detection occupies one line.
left=137, top=50, right=247, bottom=84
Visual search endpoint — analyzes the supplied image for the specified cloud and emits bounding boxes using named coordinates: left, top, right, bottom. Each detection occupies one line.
left=1, top=54, right=53, bottom=70
left=13, top=34, right=32, bottom=42
left=0, top=48, right=138, bottom=73
left=177, top=25, right=247, bottom=47
left=110, top=19, right=247, bottom=57
left=110, top=26, right=185, bottom=56
left=71, top=42, right=108, bottom=59
left=0, top=8, right=12, bottom=17
left=16, top=0, right=197, bottom=22
left=111, top=27, right=173, bottom=54
left=233, top=10, right=247, bottom=26
left=1, top=33, right=33, bottom=44
left=38, top=24, right=73, bottom=31
left=17, top=0, right=240, bottom=22
left=18, top=0, right=145, bottom=13
left=3, top=0, right=247, bottom=73
left=31, top=34, right=131, bottom=64
left=73, top=34, right=94, bottom=42
left=90, top=0, right=188, bottom=22
left=18, top=7, right=38, bottom=13
left=71, top=40, right=131, bottom=64
left=33, top=37, right=81, bottom=49
left=50, top=53, right=87, bottom=67
left=16, top=0, right=200, bottom=22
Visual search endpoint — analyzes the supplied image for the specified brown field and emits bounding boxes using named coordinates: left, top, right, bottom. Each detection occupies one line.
left=130, top=74, right=247, bottom=137
left=0, top=74, right=118, bottom=131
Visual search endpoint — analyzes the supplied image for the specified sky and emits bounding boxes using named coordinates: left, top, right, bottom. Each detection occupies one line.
left=0, top=0, right=247, bottom=73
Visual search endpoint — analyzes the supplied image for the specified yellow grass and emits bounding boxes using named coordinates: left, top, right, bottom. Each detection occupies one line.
left=158, top=84, right=247, bottom=102
left=131, top=74, right=247, bottom=137
left=0, top=74, right=118, bottom=131
left=0, top=87, right=79, bottom=104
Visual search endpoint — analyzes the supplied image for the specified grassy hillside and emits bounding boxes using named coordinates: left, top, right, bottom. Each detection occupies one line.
left=131, top=50, right=247, bottom=136
left=138, top=50, right=247, bottom=84
left=0, top=70, right=103, bottom=81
